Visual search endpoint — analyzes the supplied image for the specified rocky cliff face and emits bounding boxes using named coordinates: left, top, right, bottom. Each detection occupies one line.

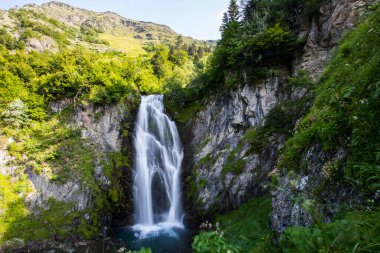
left=294, top=0, right=373, bottom=80
left=0, top=99, right=134, bottom=248
left=26, top=101, right=129, bottom=209
left=182, top=71, right=289, bottom=214
left=270, top=144, right=364, bottom=233
left=182, top=0, right=373, bottom=229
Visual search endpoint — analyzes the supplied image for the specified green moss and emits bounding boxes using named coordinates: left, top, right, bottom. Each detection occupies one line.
left=185, top=173, right=206, bottom=208
left=168, top=100, right=203, bottom=124
left=108, top=188, right=118, bottom=203
left=103, top=152, right=129, bottom=178
left=195, top=152, right=221, bottom=171
left=1, top=195, right=84, bottom=244
left=199, top=179, right=207, bottom=190
left=196, top=137, right=211, bottom=153
left=271, top=173, right=278, bottom=187
left=221, top=158, right=246, bottom=177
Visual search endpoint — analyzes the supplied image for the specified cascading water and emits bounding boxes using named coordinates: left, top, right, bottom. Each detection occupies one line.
left=115, top=95, right=190, bottom=252
left=132, top=95, right=184, bottom=231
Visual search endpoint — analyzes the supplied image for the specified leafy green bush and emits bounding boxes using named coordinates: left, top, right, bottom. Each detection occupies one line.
left=235, top=23, right=304, bottom=69
left=0, top=29, right=25, bottom=50
left=192, top=196, right=278, bottom=253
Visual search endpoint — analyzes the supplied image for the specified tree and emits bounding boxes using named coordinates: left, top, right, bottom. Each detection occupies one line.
left=228, top=0, right=240, bottom=22
left=150, top=46, right=172, bottom=78
left=197, top=47, right=205, bottom=58
left=175, top=35, right=184, bottom=49
left=220, top=12, right=230, bottom=32
left=220, top=0, right=240, bottom=32
left=188, top=43, right=197, bottom=56
left=2, top=99, right=29, bottom=128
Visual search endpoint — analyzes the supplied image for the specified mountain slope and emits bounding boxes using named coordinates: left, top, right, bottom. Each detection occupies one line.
left=0, top=1, right=209, bottom=56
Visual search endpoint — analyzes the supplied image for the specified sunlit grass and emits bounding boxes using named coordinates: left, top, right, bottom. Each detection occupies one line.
left=99, top=33, right=146, bottom=57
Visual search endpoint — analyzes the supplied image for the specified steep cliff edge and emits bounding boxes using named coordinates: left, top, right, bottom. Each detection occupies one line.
left=179, top=0, right=376, bottom=230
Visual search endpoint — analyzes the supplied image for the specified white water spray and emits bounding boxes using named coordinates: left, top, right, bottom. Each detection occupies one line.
left=133, top=95, right=184, bottom=232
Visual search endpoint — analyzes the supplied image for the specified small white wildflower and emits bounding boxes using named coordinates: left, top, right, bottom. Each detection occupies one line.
left=117, top=247, right=126, bottom=253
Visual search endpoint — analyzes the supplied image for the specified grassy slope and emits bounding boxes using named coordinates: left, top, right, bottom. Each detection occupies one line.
left=98, top=33, right=145, bottom=57
left=19, top=2, right=207, bottom=55
left=217, top=196, right=275, bottom=253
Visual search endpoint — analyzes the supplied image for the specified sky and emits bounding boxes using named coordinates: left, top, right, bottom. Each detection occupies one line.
left=0, top=0, right=230, bottom=40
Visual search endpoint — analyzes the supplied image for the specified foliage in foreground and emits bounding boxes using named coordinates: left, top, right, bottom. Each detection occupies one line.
left=192, top=196, right=275, bottom=253
left=192, top=222, right=240, bottom=253
left=280, top=208, right=380, bottom=253
left=192, top=197, right=380, bottom=253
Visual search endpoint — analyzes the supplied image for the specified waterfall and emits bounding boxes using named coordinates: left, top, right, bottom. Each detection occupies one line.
left=133, top=95, right=184, bottom=230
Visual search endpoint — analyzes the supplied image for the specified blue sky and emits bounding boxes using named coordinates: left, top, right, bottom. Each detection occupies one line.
left=0, top=0, right=230, bottom=40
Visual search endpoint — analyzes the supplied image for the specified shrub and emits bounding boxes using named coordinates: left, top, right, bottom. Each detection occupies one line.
left=192, top=222, right=240, bottom=253
left=280, top=209, right=380, bottom=253
left=1, top=99, right=29, bottom=128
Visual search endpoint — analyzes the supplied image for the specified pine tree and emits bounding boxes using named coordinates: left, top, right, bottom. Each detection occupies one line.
left=2, top=99, right=29, bottom=128
left=175, top=35, right=184, bottom=49
left=242, top=0, right=258, bottom=21
left=197, top=47, right=204, bottom=58
left=228, top=0, right=240, bottom=22
left=220, top=12, right=230, bottom=31
left=188, top=42, right=196, bottom=56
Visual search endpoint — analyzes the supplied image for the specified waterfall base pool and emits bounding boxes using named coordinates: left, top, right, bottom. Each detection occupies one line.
left=114, top=226, right=192, bottom=253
